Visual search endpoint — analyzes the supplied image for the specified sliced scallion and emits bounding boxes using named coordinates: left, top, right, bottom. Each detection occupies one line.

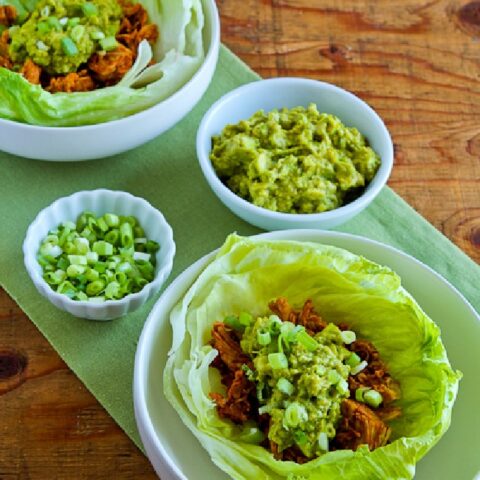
left=61, top=37, right=78, bottom=57
left=257, top=329, right=271, bottom=346
left=296, top=330, right=318, bottom=351
left=340, top=330, right=356, bottom=345
left=364, top=389, right=383, bottom=408
left=277, top=377, right=294, bottom=396
left=100, top=35, right=117, bottom=51
left=268, top=352, right=288, bottom=370
left=351, top=360, right=368, bottom=375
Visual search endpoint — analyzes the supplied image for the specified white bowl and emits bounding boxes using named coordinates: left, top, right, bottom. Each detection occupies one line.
left=23, top=189, right=175, bottom=320
left=196, top=78, right=394, bottom=230
left=0, top=0, right=220, bottom=161
left=133, top=230, right=479, bottom=480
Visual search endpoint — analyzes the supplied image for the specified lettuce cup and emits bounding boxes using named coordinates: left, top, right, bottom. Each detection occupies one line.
left=0, top=0, right=210, bottom=126
left=163, top=234, right=461, bottom=480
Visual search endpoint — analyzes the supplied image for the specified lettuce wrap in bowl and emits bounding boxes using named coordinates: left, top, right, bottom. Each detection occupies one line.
left=160, top=234, right=461, bottom=480
left=0, top=0, right=219, bottom=160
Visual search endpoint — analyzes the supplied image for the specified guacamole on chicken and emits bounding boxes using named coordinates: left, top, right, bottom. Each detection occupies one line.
left=8, top=0, right=122, bottom=75
left=210, top=104, right=381, bottom=214
left=241, top=317, right=352, bottom=458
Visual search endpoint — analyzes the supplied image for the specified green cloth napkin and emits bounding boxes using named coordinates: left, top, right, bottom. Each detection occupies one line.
left=0, top=46, right=478, bottom=450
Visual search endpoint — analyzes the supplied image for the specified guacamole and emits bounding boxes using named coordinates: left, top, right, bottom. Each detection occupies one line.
left=9, top=0, right=122, bottom=75
left=241, top=317, right=351, bottom=458
left=210, top=104, right=381, bottom=214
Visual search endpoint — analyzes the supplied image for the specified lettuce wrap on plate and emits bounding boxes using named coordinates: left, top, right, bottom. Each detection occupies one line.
left=163, top=234, right=461, bottom=480
left=0, top=0, right=204, bottom=125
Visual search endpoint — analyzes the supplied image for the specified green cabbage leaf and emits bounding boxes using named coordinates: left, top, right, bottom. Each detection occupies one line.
left=0, top=0, right=204, bottom=126
left=163, top=234, right=461, bottom=480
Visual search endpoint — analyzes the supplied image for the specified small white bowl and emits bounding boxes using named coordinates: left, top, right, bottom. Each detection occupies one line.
left=196, top=78, right=394, bottom=231
left=0, top=0, right=220, bottom=161
left=23, top=189, right=175, bottom=320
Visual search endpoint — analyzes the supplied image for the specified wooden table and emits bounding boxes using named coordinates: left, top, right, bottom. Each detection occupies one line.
left=1, top=1, right=479, bottom=477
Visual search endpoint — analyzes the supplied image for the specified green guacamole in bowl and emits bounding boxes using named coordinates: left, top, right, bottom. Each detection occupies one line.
left=210, top=104, right=381, bottom=214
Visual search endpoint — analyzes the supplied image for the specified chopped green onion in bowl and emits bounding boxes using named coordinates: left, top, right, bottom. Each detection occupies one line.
left=37, top=211, right=160, bottom=302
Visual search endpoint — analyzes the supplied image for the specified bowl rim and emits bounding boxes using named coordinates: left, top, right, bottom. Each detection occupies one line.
left=133, top=229, right=479, bottom=480
left=196, top=77, right=394, bottom=222
left=22, top=189, right=176, bottom=309
left=0, top=0, right=220, bottom=131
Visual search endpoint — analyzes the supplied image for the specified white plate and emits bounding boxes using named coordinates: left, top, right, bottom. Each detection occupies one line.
left=133, top=230, right=480, bottom=480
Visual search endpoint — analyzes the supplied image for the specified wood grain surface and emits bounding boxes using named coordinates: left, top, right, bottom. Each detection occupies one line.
left=1, top=1, right=479, bottom=478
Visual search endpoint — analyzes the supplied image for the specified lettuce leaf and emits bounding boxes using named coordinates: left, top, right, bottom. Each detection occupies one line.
left=0, top=0, right=204, bottom=126
left=163, top=234, right=461, bottom=480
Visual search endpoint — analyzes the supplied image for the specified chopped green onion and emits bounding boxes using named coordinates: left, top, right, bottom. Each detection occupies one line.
left=100, top=35, right=117, bottom=51
left=346, top=352, right=361, bottom=368
left=61, top=37, right=78, bottom=57
left=105, top=281, right=121, bottom=299
left=293, top=430, right=308, bottom=446
left=90, top=30, right=105, bottom=40
left=277, top=377, right=294, bottom=396
left=75, top=291, right=88, bottom=301
left=268, top=314, right=282, bottom=334
left=68, top=255, right=87, bottom=266
left=224, top=315, right=243, bottom=330
left=38, top=211, right=158, bottom=302
left=81, top=2, right=98, bottom=16
left=92, top=240, right=114, bottom=256
left=47, top=16, right=62, bottom=31
left=296, top=330, right=318, bottom=351
left=103, top=213, right=119, bottom=227
left=37, top=21, right=51, bottom=34
left=70, top=25, right=85, bottom=44
left=280, top=321, right=294, bottom=336
left=104, top=228, right=119, bottom=245
left=340, top=330, right=356, bottom=345
left=85, top=268, right=99, bottom=282
left=268, top=352, right=288, bottom=370
left=145, top=240, right=159, bottom=254
left=257, top=329, right=271, bottom=346
left=336, top=378, right=349, bottom=395
left=287, top=324, right=305, bottom=342
left=120, top=221, right=134, bottom=248
left=116, top=261, right=132, bottom=274
left=134, top=237, right=147, bottom=244
left=57, top=281, right=76, bottom=298
left=239, top=311, right=253, bottom=327
left=355, top=387, right=370, bottom=402
left=284, top=402, right=308, bottom=427
left=94, top=261, right=107, bottom=273
left=134, top=225, right=146, bottom=238
left=351, top=360, right=368, bottom=375
left=318, top=432, right=329, bottom=452
left=86, top=251, right=99, bottom=264
left=86, top=279, right=105, bottom=296
left=364, top=389, right=383, bottom=408
left=67, top=17, right=81, bottom=28
left=66, top=264, right=86, bottom=277
left=133, top=251, right=151, bottom=262
left=258, top=404, right=272, bottom=415
left=74, top=237, right=90, bottom=254
left=327, top=370, right=341, bottom=384
left=44, top=269, right=66, bottom=285
left=40, top=6, right=50, bottom=17
left=40, top=242, right=62, bottom=258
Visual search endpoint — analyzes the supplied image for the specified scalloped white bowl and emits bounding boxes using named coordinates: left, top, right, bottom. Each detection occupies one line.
left=196, top=78, right=394, bottom=231
left=23, top=189, right=176, bottom=320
